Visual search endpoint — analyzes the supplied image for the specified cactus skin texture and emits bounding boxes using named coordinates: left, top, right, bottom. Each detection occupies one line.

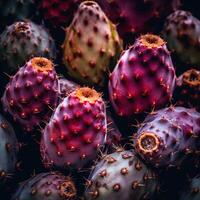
left=2, top=57, right=58, bottom=132
left=0, top=21, right=56, bottom=74
left=85, top=149, right=158, bottom=200
left=62, top=1, right=122, bottom=87
left=133, top=107, right=200, bottom=172
left=58, top=78, right=122, bottom=149
left=180, top=175, right=200, bottom=200
left=41, top=87, right=107, bottom=169
left=109, top=34, right=176, bottom=117
left=96, top=0, right=180, bottom=43
left=58, top=78, right=79, bottom=100
left=0, top=113, right=18, bottom=187
left=175, top=69, right=200, bottom=111
left=40, top=0, right=81, bottom=28
left=0, top=0, right=35, bottom=28
left=11, top=172, right=77, bottom=200
left=163, top=10, right=200, bottom=71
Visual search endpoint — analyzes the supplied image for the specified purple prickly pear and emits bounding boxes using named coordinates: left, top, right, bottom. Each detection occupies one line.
left=133, top=107, right=200, bottom=172
left=2, top=57, right=59, bottom=132
left=85, top=148, right=158, bottom=200
left=11, top=172, right=77, bottom=200
left=96, top=0, right=180, bottom=43
left=109, top=34, right=176, bottom=117
left=41, top=87, right=107, bottom=169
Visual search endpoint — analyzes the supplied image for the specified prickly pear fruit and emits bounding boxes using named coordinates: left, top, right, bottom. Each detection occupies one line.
left=96, top=0, right=180, bottom=43
left=63, top=1, right=122, bottom=87
left=41, top=87, right=107, bottom=169
left=85, top=149, right=158, bottom=200
left=0, top=113, right=18, bottom=187
left=175, top=69, right=200, bottom=111
left=0, top=21, right=56, bottom=74
left=163, top=10, right=200, bottom=71
left=2, top=57, right=59, bottom=132
left=11, top=172, right=77, bottom=200
left=39, top=0, right=81, bottom=28
left=109, top=34, right=176, bottom=117
left=133, top=107, right=200, bottom=172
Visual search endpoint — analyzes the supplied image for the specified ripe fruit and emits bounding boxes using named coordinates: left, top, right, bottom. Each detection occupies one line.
left=133, top=107, right=200, bottom=172
left=39, top=0, right=81, bottom=28
left=175, top=69, right=200, bottom=111
left=0, top=21, right=56, bottom=74
left=41, top=87, right=107, bottom=169
left=85, top=149, right=158, bottom=200
left=163, top=10, right=200, bottom=71
left=96, top=0, right=180, bottom=43
left=2, top=57, right=59, bottom=132
left=109, top=34, right=176, bottom=117
left=0, top=113, right=18, bottom=187
left=11, top=172, right=77, bottom=200
left=63, top=1, right=122, bottom=87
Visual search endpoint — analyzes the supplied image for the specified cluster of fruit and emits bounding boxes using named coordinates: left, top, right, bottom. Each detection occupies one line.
left=0, top=1, right=200, bottom=200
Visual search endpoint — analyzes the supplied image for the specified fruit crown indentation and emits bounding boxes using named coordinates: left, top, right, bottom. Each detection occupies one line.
left=31, top=57, right=53, bottom=72
left=140, top=34, right=165, bottom=48
left=75, top=87, right=101, bottom=103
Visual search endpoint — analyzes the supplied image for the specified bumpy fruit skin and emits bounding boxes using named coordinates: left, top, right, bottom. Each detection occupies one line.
left=180, top=175, right=200, bottom=200
left=58, top=78, right=79, bottom=100
left=163, top=10, right=200, bottom=71
left=41, top=87, right=107, bottom=169
left=11, top=172, right=77, bottom=200
left=0, top=113, right=18, bottom=187
left=39, top=0, right=81, bottom=28
left=85, top=149, right=158, bottom=200
left=175, top=69, right=200, bottom=111
left=109, top=34, right=176, bottom=117
left=2, top=57, right=58, bottom=132
left=133, top=107, right=200, bottom=171
left=96, top=0, right=180, bottom=43
left=0, top=21, right=56, bottom=74
left=63, top=1, right=122, bottom=87
left=0, top=0, right=35, bottom=28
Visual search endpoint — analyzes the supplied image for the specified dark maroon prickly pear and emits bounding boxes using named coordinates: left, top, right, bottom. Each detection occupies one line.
left=109, top=34, right=176, bottom=117
left=41, top=87, right=107, bottom=169
left=133, top=107, right=200, bottom=172
left=96, top=0, right=180, bottom=43
left=2, top=57, right=59, bottom=132
left=175, top=69, right=200, bottom=111
left=11, top=172, right=77, bottom=200
left=0, top=113, right=18, bottom=187
left=39, top=0, right=81, bottom=28
left=85, top=148, right=159, bottom=200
